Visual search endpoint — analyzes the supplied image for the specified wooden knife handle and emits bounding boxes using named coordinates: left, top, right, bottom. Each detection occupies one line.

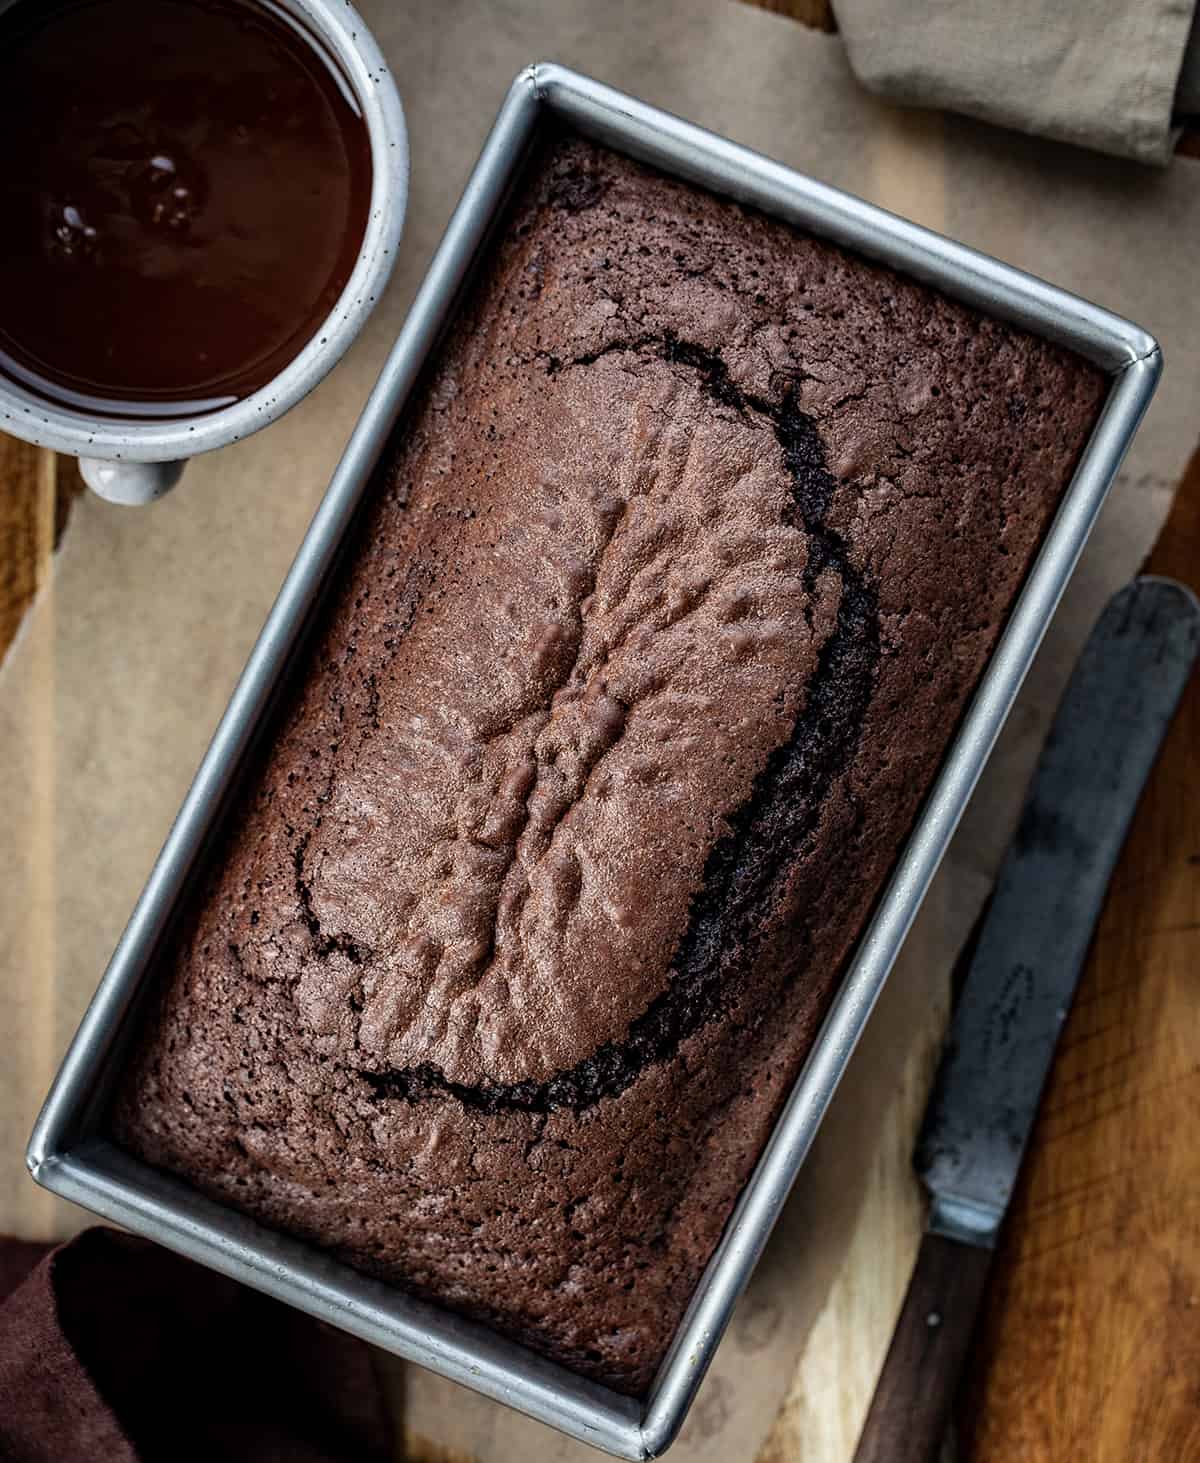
left=852, top=1234, right=992, bottom=1463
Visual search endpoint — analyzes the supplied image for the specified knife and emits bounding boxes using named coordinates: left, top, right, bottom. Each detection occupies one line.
left=851, top=576, right=1200, bottom=1463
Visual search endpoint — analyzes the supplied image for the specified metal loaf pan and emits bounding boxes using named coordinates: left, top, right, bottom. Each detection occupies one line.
left=28, top=63, right=1160, bottom=1459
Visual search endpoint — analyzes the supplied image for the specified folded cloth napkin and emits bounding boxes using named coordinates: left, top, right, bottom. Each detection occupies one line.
left=835, top=0, right=1200, bottom=164
left=0, top=1228, right=392, bottom=1463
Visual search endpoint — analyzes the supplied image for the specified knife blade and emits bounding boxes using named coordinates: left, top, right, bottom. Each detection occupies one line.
left=852, top=576, right=1200, bottom=1463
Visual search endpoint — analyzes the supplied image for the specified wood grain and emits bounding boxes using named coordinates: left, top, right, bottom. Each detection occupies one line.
left=957, top=449, right=1200, bottom=1463
left=740, top=0, right=836, bottom=32
left=0, top=435, right=48, bottom=660
left=0, top=434, right=82, bottom=664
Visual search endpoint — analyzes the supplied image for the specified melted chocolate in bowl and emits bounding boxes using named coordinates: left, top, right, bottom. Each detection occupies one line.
left=0, top=0, right=373, bottom=418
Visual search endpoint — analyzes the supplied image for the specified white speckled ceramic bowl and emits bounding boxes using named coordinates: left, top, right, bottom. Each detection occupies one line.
left=0, top=0, right=408, bottom=504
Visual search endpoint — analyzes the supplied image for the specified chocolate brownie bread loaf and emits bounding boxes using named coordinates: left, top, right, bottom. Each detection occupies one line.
left=113, top=134, right=1106, bottom=1394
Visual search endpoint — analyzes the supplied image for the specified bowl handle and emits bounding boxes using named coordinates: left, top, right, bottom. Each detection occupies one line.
left=78, top=458, right=187, bottom=505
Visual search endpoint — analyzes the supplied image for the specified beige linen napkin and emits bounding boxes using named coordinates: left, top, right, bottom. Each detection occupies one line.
left=836, top=0, right=1200, bottom=164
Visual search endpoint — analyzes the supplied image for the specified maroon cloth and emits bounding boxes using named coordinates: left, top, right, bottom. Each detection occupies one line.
left=0, top=1228, right=392, bottom=1463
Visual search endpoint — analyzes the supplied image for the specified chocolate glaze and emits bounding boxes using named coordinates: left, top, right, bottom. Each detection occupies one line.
left=0, top=0, right=371, bottom=415
left=113, top=136, right=1107, bottom=1394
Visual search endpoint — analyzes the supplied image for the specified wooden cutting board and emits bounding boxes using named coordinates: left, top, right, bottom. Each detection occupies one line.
left=0, top=436, right=79, bottom=659
left=956, top=450, right=1200, bottom=1463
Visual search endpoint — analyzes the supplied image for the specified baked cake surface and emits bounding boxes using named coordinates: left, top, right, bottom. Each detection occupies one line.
left=113, top=135, right=1106, bottom=1393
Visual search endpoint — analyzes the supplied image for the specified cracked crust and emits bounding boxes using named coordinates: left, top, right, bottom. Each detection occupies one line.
left=112, top=134, right=1107, bottom=1393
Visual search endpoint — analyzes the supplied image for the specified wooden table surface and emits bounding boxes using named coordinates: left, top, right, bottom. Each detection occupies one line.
left=1, top=3, right=1197, bottom=1459
left=960, top=454, right=1200, bottom=1463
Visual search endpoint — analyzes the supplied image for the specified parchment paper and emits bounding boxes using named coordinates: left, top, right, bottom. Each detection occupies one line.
left=3, top=2, right=1199, bottom=1459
